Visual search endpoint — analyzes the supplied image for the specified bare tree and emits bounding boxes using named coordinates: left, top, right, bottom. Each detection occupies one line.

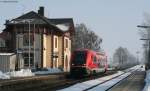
left=113, top=47, right=127, bottom=68
left=72, top=23, right=102, bottom=51
left=113, top=47, right=137, bottom=69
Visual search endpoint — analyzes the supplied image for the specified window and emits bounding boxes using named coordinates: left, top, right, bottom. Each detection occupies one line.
left=0, top=39, right=5, bottom=47
left=23, top=53, right=34, bottom=67
left=72, top=51, right=87, bottom=65
left=100, top=59, right=105, bottom=67
left=55, top=37, right=57, bottom=48
left=93, top=56, right=97, bottom=63
left=65, top=39, right=68, bottom=48
left=23, top=34, right=34, bottom=46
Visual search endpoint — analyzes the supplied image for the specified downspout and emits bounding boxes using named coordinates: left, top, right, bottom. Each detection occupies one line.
left=41, top=26, right=43, bottom=68
left=51, top=29, right=53, bottom=68
left=34, top=23, right=35, bottom=68
left=62, top=35, right=64, bottom=70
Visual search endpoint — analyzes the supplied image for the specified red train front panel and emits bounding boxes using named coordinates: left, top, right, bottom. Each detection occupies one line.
left=70, top=49, right=107, bottom=76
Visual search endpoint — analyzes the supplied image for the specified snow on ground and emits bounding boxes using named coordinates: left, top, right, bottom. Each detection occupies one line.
left=0, top=68, right=63, bottom=79
left=142, top=69, right=150, bottom=91
left=88, top=72, right=131, bottom=91
left=34, top=68, right=62, bottom=75
left=58, top=65, right=144, bottom=91
left=0, top=71, right=10, bottom=79
left=0, top=69, right=34, bottom=79
left=124, top=65, right=143, bottom=72
left=58, top=71, right=124, bottom=91
left=6, top=69, right=35, bottom=77
left=89, top=65, right=144, bottom=91
left=140, top=65, right=145, bottom=71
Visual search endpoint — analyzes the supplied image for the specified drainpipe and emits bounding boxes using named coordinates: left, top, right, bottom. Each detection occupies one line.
left=41, top=26, right=43, bottom=68
left=51, top=29, right=53, bottom=68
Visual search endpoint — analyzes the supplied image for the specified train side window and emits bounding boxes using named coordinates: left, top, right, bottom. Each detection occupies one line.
left=98, top=59, right=101, bottom=67
left=102, top=59, right=105, bottom=67
left=93, top=56, right=97, bottom=63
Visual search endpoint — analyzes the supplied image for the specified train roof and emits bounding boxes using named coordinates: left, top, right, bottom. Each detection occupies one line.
left=73, top=49, right=106, bottom=55
left=96, top=52, right=105, bottom=55
left=73, top=49, right=94, bottom=52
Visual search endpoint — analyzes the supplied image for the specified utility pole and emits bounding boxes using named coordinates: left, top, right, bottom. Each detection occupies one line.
left=34, top=23, right=35, bottom=69
left=28, top=21, right=31, bottom=68
left=136, top=51, right=140, bottom=64
left=137, top=25, right=150, bottom=69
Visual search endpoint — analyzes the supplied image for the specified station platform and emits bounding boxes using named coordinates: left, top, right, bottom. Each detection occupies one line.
left=109, top=71, right=146, bottom=91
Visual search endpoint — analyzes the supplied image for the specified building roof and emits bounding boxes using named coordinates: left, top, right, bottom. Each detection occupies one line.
left=48, top=18, right=74, bottom=31
left=16, top=11, right=41, bottom=19
left=15, top=11, right=74, bottom=25
left=48, top=18, right=74, bottom=25
left=6, top=10, right=74, bottom=32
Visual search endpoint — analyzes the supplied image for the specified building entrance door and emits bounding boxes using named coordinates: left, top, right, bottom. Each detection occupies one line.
left=53, top=58, right=58, bottom=68
left=65, top=56, right=68, bottom=71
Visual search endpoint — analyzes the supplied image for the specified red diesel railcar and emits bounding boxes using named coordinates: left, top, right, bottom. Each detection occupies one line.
left=70, top=49, right=107, bottom=76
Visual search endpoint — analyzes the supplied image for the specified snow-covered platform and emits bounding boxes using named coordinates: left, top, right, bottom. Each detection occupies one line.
left=0, top=71, right=66, bottom=91
left=109, top=70, right=145, bottom=91
left=58, top=65, right=145, bottom=91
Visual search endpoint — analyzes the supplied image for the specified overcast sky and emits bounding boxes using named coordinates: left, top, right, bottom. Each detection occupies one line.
left=0, top=0, right=150, bottom=60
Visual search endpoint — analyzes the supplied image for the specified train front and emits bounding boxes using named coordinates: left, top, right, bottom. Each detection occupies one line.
left=70, top=50, right=89, bottom=76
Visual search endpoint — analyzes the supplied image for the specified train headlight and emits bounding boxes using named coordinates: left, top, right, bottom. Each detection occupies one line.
left=83, top=64, right=86, bottom=66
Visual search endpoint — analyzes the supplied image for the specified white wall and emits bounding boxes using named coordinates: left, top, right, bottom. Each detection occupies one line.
left=64, top=37, right=71, bottom=72
left=0, top=54, right=16, bottom=72
left=53, top=35, right=59, bottom=68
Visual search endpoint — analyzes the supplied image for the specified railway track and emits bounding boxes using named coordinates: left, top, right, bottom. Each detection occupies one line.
left=0, top=70, right=116, bottom=91
left=109, top=70, right=145, bottom=91
left=53, top=70, right=117, bottom=91
left=58, top=66, right=144, bottom=91
left=88, top=67, right=144, bottom=91
left=86, top=72, right=131, bottom=91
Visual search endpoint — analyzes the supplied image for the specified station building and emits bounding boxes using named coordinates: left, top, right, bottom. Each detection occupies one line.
left=0, top=7, right=75, bottom=72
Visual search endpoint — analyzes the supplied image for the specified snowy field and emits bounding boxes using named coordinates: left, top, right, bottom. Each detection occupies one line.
left=0, top=68, right=62, bottom=79
left=58, top=65, right=145, bottom=91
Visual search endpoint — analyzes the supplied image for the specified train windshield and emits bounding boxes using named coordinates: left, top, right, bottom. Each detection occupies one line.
left=72, top=51, right=87, bottom=64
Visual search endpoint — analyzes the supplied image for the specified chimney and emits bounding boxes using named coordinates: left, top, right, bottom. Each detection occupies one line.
left=38, top=6, right=44, bottom=16
left=5, top=20, right=9, bottom=24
